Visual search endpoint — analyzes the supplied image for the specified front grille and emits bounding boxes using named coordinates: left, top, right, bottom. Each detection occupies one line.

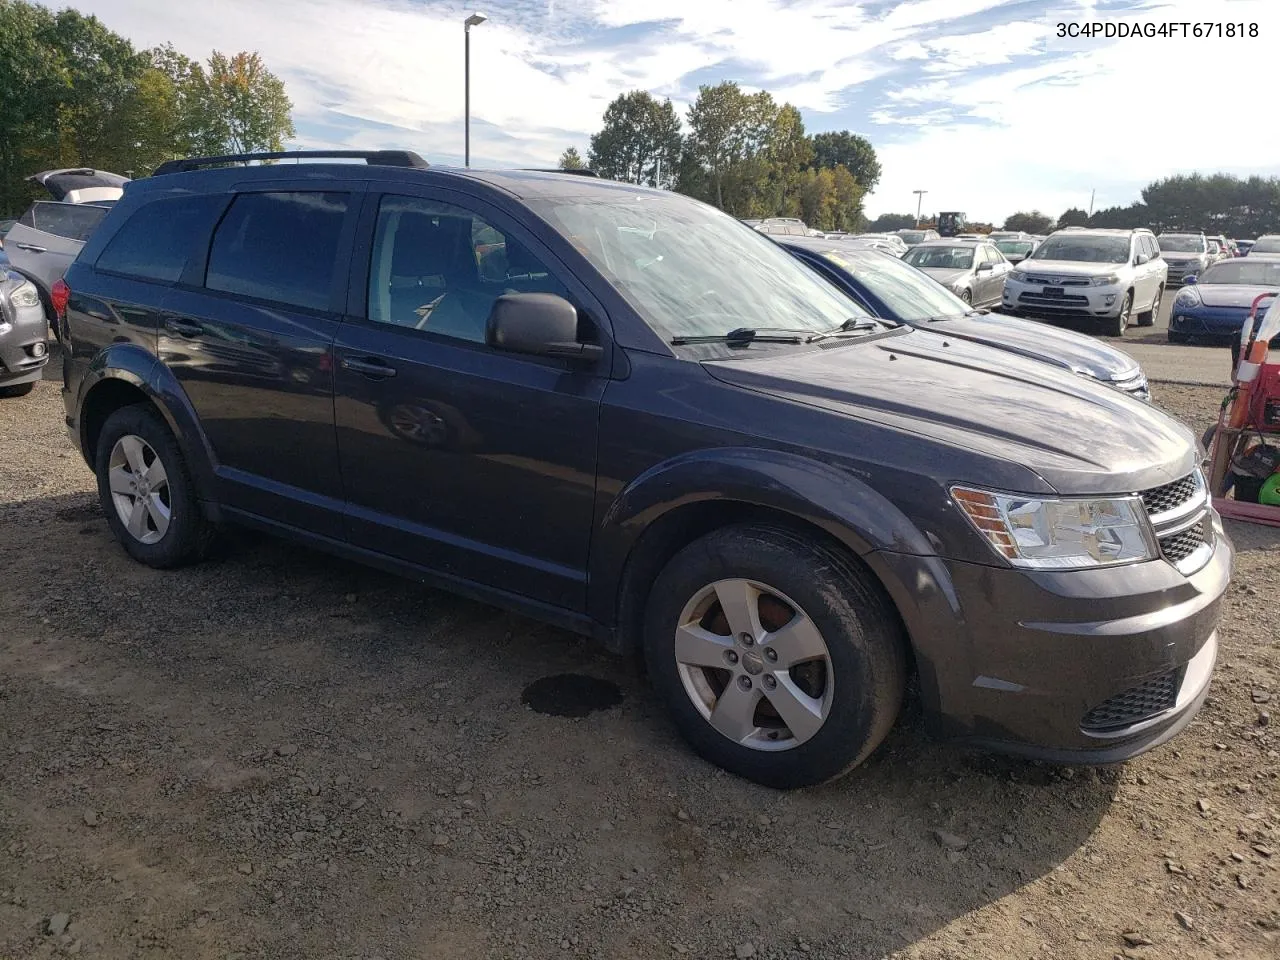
left=1159, top=521, right=1206, bottom=564
left=1081, top=671, right=1181, bottom=732
left=1024, top=274, right=1091, bottom=286
left=1019, top=292, right=1090, bottom=305
left=1140, top=473, right=1200, bottom=517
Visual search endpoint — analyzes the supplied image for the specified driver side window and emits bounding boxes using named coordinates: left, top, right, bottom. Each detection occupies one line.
left=367, top=195, right=570, bottom=343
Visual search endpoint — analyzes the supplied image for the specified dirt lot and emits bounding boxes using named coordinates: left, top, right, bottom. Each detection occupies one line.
left=0, top=375, right=1276, bottom=960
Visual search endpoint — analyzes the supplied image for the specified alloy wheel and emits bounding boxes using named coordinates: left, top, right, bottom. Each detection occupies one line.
left=107, top=434, right=172, bottom=544
left=673, top=578, right=834, bottom=752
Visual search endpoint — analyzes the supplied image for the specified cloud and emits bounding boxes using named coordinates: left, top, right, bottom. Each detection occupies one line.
left=77, top=0, right=1280, bottom=222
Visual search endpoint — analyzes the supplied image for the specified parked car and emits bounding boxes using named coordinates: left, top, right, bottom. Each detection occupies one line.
left=853, top=233, right=908, bottom=256
left=1156, top=233, right=1211, bottom=285
left=1205, top=234, right=1235, bottom=259
left=0, top=269, right=49, bottom=397
left=1247, top=235, right=1280, bottom=259
left=1002, top=228, right=1167, bottom=337
left=992, top=237, right=1040, bottom=264
left=1234, top=239, right=1255, bottom=256
left=1205, top=238, right=1227, bottom=263
left=777, top=238, right=1151, bottom=401
left=1168, top=257, right=1280, bottom=343
left=754, top=217, right=811, bottom=237
left=60, top=150, right=1228, bottom=788
left=901, top=238, right=1011, bottom=307
left=987, top=231, right=1029, bottom=242
left=27, top=167, right=128, bottom=204
left=0, top=218, right=15, bottom=247
left=893, top=228, right=939, bottom=247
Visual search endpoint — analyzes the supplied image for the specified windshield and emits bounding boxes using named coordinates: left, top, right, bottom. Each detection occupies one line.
left=1157, top=235, right=1206, bottom=253
left=819, top=248, right=970, bottom=321
left=1201, top=260, right=1280, bottom=285
left=1030, top=234, right=1131, bottom=264
left=995, top=240, right=1033, bottom=256
left=896, top=230, right=926, bottom=244
left=530, top=194, right=871, bottom=340
left=903, top=246, right=974, bottom=270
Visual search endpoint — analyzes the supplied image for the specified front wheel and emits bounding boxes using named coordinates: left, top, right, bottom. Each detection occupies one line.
left=1138, top=286, right=1161, bottom=327
left=958, top=289, right=971, bottom=305
left=643, top=525, right=907, bottom=789
left=1106, top=292, right=1133, bottom=337
left=95, top=404, right=215, bottom=568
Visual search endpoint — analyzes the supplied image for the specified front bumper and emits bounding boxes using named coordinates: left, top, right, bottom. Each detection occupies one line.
left=1169, top=305, right=1247, bottom=339
left=1002, top=279, right=1125, bottom=320
left=0, top=301, right=50, bottom=387
left=874, top=510, right=1232, bottom=763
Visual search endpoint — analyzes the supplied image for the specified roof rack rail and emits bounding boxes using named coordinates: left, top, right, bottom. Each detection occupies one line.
left=520, top=168, right=600, bottom=178
left=152, top=150, right=429, bottom=176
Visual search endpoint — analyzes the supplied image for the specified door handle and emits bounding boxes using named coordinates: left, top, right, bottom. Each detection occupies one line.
left=164, top=318, right=204, bottom=338
left=15, top=243, right=46, bottom=253
left=341, top=355, right=397, bottom=378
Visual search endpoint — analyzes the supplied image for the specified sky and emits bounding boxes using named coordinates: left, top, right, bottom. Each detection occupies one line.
left=79, top=0, right=1280, bottom=223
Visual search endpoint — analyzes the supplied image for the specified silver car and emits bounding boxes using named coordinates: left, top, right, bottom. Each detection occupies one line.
left=901, top=239, right=1012, bottom=307
left=1156, top=233, right=1211, bottom=285
left=0, top=269, right=49, bottom=397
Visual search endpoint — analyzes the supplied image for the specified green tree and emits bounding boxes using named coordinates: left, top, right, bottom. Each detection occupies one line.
left=205, top=51, right=294, bottom=154
left=810, top=131, right=881, bottom=192
left=867, top=213, right=917, bottom=232
left=558, top=146, right=585, bottom=170
left=1057, top=207, right=1090, bottom=228
left=587, top=91, right=681, bottom=187
left=0, top=0, right=65, bottom=213
left=1002, top=210, right=1054, bottom=234
left=829, top=164, right=865, bottom=232
left=683, top=82, right=752, bottom=210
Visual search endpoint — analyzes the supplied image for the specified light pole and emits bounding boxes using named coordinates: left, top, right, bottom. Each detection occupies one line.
left=464, top=12, right=487, bottom=167
left=913, top=189, right=928, bottom=228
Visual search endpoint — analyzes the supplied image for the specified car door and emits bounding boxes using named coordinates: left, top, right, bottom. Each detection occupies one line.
left=332, top=187, right=609, bottom=612
left=1138, top=235, right=1160, bottom=308
left=4, top=201, right=107, bottom=297
left=985, top=244, right=1012, bottom=304
left=157, top=185, right=360, bottom=538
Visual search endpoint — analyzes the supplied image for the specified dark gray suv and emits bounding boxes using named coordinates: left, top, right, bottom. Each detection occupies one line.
left=57, top=150, right=1230, bottom=788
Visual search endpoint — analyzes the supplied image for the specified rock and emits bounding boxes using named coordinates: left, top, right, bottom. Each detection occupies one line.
left=237, top=863, right=253, bottom=875
left=1196, top=798, right=1210, bottom=814
left=1260, top=711, right=1271, bottom=727
left=454, top=780, right=473, bottom=796
left=675, top=810, right=689, bottom=822
left=47, top=913, right=70, bottom=937
left=932, top=829, right=969, bottom=851
left=1121, top=931, right=1153, bottom=947
left=350, top=797, right=366, bottom=811
left=356, top=751, right=373, bottom=762
left=1002, top=833, right=1015, bottom=845
left=432, top=835, right=449, bottom=846
left=275, top=744, right=298, bottom=757
left=1252, top=844, right=1273, bottom=858
left=1165, top=860, right=1185, bottom=875
left=1252, top=689, right=1272, bottom=704
left=734, top=943, right=756, bottom=959
left=755, top=815, right=771, bottom=827
left=83, top=810, right=99, bottom=828
left=1175, top=911, right=1194, bottom=931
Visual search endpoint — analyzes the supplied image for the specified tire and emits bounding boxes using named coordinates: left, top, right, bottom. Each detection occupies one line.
left=1138, top=286, right=1161, bottom=327
left=0, top=382, right=35, bottom=398
left=643, top=524, right=907, bottom=789
left=1168, top=330, right=1189, bottom=344
left=94, top=404, right=215, bottom=568
left=1106, top=292, right=1133, bottom=337
left=958, top=289, right=971, bottom=305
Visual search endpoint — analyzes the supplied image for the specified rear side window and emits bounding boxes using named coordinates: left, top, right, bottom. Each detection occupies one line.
left=27, top=202, right=107, bottom=241
left=96, top=195, right=225, bottom=283
left=205, top=192, right=349, bottom=311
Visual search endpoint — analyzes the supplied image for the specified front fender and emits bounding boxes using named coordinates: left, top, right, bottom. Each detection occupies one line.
left=588, top=446, right=938, bottom=628
left=76, top=344, right=220, bottom=510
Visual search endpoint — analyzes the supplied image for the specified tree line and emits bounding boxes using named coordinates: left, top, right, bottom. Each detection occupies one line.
left=1, top=0, right=294, bottom=216
left=560, top=83, right=882, bottom=233
left=871, top=174, right=1280, bottom=239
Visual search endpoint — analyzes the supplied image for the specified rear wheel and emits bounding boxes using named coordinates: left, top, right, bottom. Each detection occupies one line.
left=95, top=404, right=215, bottom=568
left=1106, top=292, right=1133, bottom=337
left=1138, top=286, right=1161, bottom=327
left=643, top=524, right=907, bottom=789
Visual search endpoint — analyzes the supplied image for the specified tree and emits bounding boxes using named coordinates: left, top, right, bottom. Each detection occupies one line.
left=204, top=51, right=293, bottom=154
left=1057, top=207, right=1090, bottom=228
left=1002, top=210, right=1054, bottom=234
left=829, top=164, right=865, bottom=232
left=588, top=90, right=681, bottom=187
left=558, top=146, right=584, bottom=170
left=810, top=131, right=881, bottom=192
left=683, top=82, right=752, bottom=210
left=866, top=213, right=917, bottom=232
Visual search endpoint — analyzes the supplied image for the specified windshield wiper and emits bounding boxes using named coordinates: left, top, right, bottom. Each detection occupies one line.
left=806, top=316, right=893, bottom=341
left=671, top=326, right=809, bottom=345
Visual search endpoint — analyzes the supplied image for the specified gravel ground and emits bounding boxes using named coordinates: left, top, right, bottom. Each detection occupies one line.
left=0, top=371, right=1276, bottom=960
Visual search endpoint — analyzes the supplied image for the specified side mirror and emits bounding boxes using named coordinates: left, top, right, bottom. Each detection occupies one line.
left=976, top=261, right=993, bottom=272
left=486, top=293, right=604, bottom=363
left=1184, top=274, right=1198, bottom=285
left=1134, top=253, right=1149, bottom=265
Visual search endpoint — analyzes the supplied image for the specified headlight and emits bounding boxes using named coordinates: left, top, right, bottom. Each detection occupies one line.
left=1089, top=274, right=1122, bottom=286
left=10, top=281, right=40, bottom=309
left=1009, top=269, right=1027, bottom=282
left=951, top=486, right=1155, bottom=569
left=1174, top=286, right=1201, bottom=307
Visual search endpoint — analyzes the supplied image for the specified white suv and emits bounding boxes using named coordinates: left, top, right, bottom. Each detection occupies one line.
left=1001, top=228, right=1167, bottom=337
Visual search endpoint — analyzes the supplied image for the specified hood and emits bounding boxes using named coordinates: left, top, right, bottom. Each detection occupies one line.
left=27, top=168, right=129, bottom=203
left=1192, top=283, right=1280, bottom=309
left=923, top=312, right=1140, bottom=381
left=703, top=330, right=1195, bottom=494
left=919, top=267, right=968, bottom=285
left=1016, top=259, right=1124, bottom=278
